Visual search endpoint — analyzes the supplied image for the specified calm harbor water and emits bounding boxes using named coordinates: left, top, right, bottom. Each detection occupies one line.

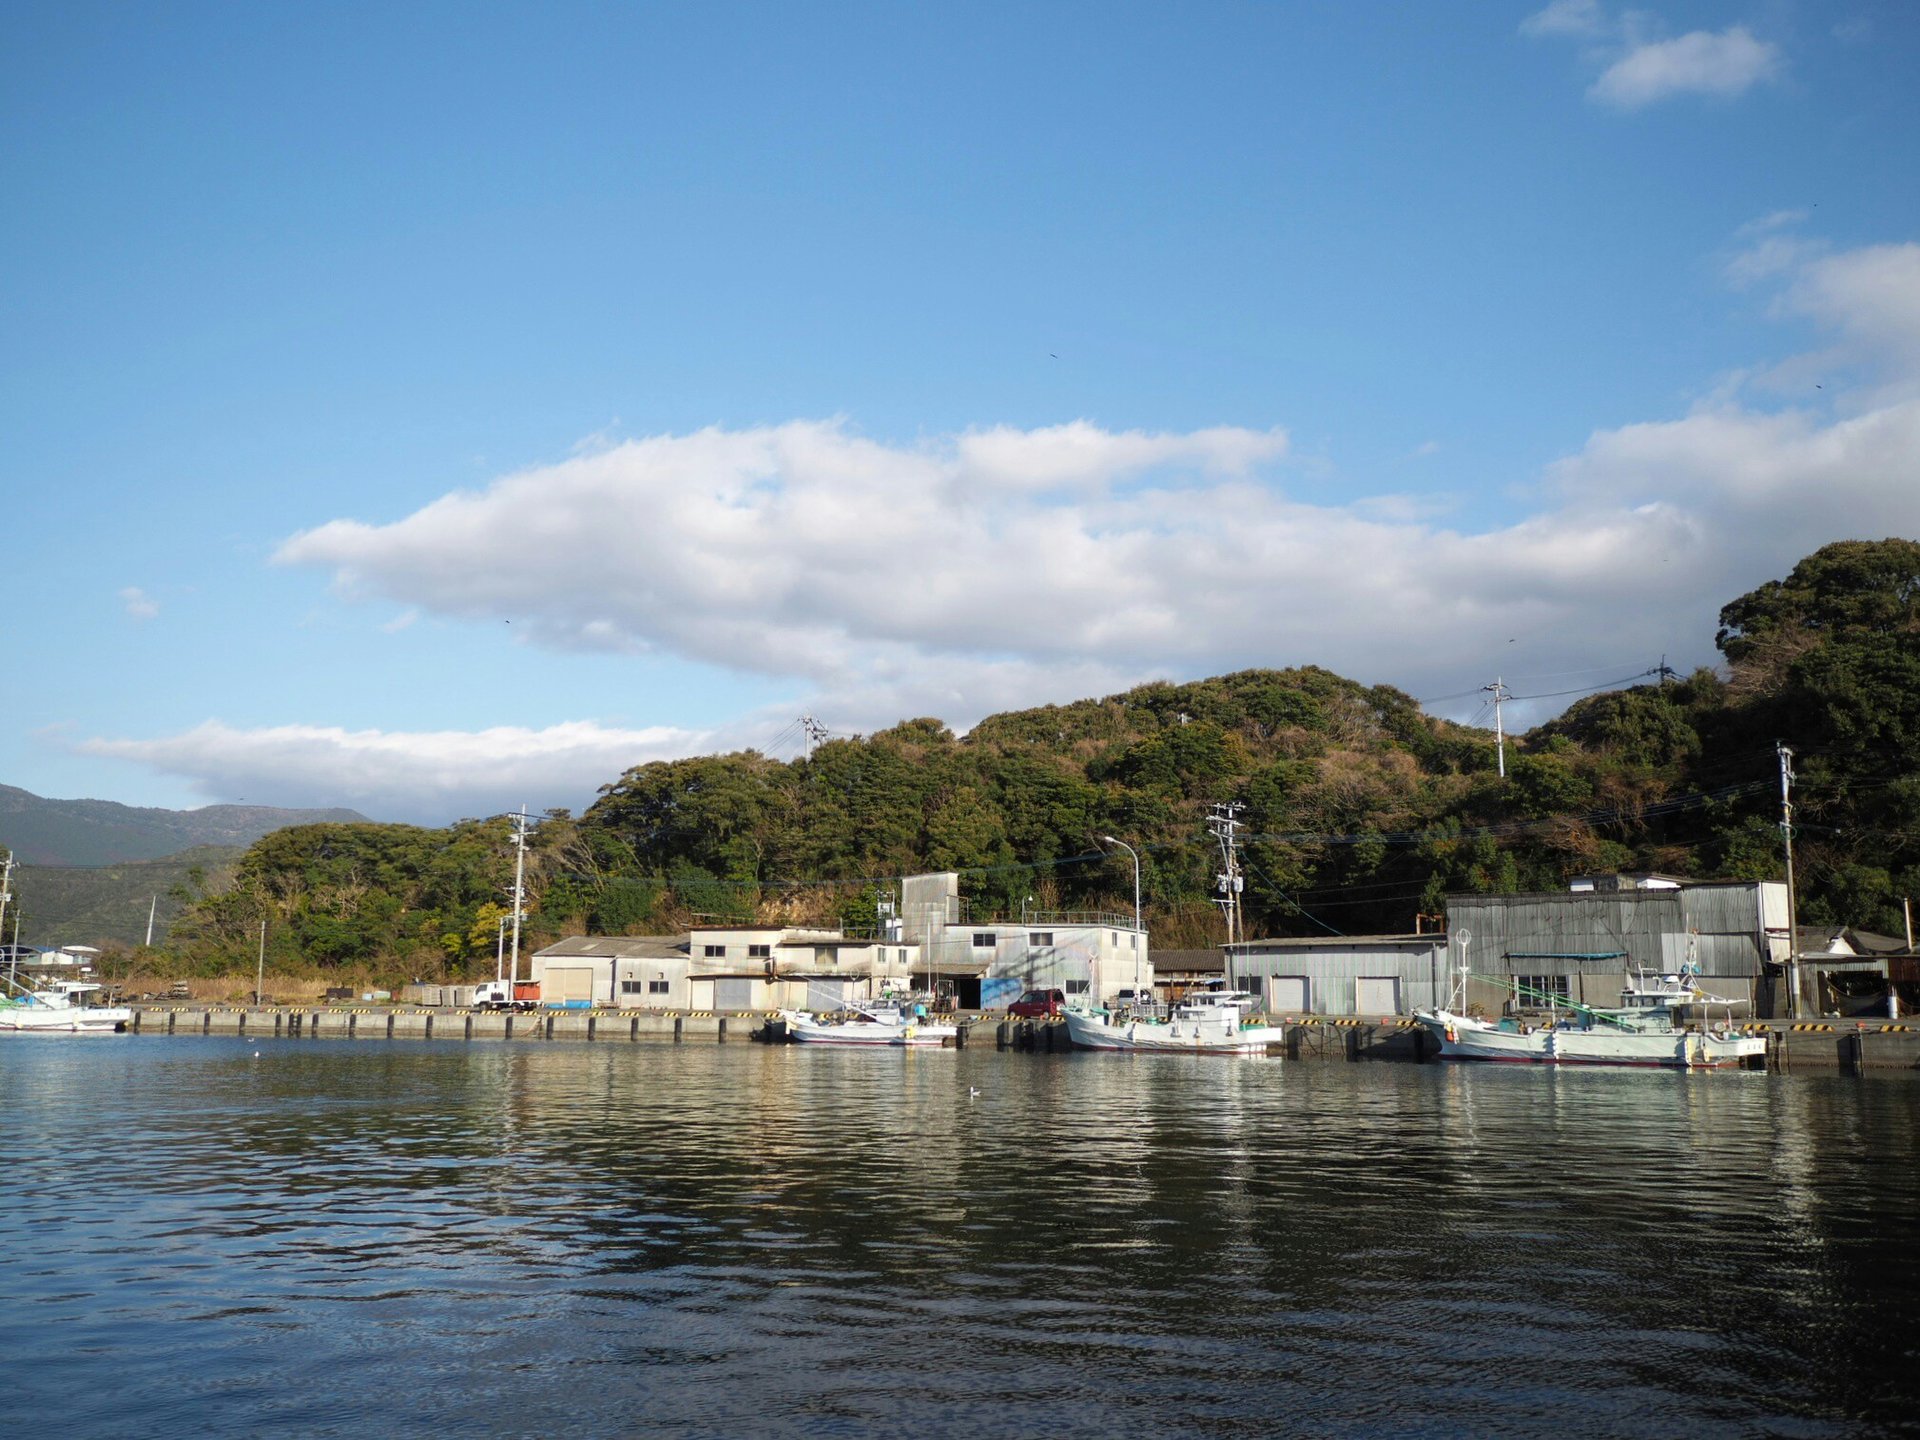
left=2, top=1036, right=1916, bottom=1438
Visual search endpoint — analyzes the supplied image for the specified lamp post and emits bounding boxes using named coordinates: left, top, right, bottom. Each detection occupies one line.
left=1100, top=835, right=1143, bottom=1000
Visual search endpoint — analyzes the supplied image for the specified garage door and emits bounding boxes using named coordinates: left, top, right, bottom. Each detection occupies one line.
left=546, top=966, right=595, bottom=1005
left=716, top=977, right=755, bottom=1010
left=1355, top=976, right=1400, bottom=1017
left=1268, top=975, right=1309, bottom=1014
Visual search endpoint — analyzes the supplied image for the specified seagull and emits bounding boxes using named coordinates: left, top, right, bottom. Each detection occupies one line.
left=967, top=1086, right=980, bottom=1098
left=252, top=1050, right=261, bottom=1058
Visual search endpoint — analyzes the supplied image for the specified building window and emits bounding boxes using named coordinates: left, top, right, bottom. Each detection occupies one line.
left=1064, top=978, right=1089, bottom=995
left=704, top=944, right=725, bottom=958
left=1515, top=975, right=1570, bottom=1005
left=972, top=933, right=995, bottom=949
left=748, top=944, right=771, bottom=959
left=648, top=979, right=671, bottom=995
left=620, top=979, right=645, bottom=995
left=1029, top=932, right=1053, bottom=947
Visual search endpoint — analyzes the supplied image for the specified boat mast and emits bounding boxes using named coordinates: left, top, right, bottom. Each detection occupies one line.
left=0, top=850, right=13, bottom=991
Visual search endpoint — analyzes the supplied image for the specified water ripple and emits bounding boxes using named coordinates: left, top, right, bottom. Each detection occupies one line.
left=0, top=1035, right=1915, bottom=1437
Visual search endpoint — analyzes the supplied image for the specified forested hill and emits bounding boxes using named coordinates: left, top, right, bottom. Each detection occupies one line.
left=164, top=540, right=1920, bottom=977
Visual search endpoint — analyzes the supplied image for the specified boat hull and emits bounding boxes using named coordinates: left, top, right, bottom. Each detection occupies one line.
left=780, top=1011, right=957, bottom=1047
left=1062, top=1008, right=1284, bottom=1056
left=1414, top=1010, right=1763, bottom=1069
left=0, top=1007, right=131, bottom=1034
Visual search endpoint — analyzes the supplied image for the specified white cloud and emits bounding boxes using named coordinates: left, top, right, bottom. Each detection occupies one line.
left=118, top=586, right=159, bottom=621
left=78, top=719, right=705, bottom=824
left=1590, top=26, right=1781, bottom=107
left=76, top=231, right=1920, bottom=826
left=268, top=217, right=1920, bottom=706
left=1520, top=0, right=1605, bottom=38
left=1524, top=6, right=1783, bottom=109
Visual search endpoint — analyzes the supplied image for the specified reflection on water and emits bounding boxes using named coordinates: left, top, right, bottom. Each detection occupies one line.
left=2, top=1038, right=1916, bottom=1437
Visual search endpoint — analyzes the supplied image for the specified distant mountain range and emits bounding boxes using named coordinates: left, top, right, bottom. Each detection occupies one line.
left=0, top=784, right=369, bottom=867
left=0, top=786, right=372, bottom=949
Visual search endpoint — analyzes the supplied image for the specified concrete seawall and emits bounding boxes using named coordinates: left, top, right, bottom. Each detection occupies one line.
left=126, top=1006, right=1920, bottom=1068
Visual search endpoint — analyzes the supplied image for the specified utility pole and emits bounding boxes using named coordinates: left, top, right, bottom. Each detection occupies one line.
left=798, top=716, right=831, bottom=753
left=1208, top=802, right=1245, bottom=981
left=508, top=807, right=532, bottom=995
left=145, top=895, right=158, bottom=948
left=256, top=919, right=267, bottom=1007
left=1484, top=677, right=1511, bottom=778
left=1778, top=742, right=1800, bottom=1019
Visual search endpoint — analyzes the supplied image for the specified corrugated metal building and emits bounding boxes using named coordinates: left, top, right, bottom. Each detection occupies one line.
left=1447, top=880, right=1787, bottom=1014
left=1225, top=877, right=1791, bottom=1018
left=1225, top=935, right=1447, bottom=1017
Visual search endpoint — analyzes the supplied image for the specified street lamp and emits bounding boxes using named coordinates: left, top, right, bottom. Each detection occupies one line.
left=1099, top=835, right=1143, bottom=1000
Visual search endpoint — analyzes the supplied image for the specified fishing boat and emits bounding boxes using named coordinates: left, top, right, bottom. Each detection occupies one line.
left=1062, top=984, right=1286, bottom=1055
left=1413, top=964, right=1763, bottom=1069
left=780, top=1001, right=958, bottom=1047
left=0, top=978, right=132, bottom=1034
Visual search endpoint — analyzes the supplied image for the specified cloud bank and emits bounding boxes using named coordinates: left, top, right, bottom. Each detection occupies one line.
left=79, top=720, right=705, bottom=824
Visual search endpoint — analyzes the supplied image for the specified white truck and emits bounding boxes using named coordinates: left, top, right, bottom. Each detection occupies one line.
left=471, top=979, right=537, bottom=1013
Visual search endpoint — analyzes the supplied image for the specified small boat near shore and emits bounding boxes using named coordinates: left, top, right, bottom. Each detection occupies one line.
left=1414, top=965, right=1763, bottom=1070
left=0, top=978, right=132, bottom=1034
left=780, top=1001, right=958, bottom=1047
left=1062, top=985, right=1285, bottom=1055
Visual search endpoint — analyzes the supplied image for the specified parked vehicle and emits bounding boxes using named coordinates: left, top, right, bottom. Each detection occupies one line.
left=1008, top=988, right=1066, bottom=1018
left=471, top=980, right=538, bottom=1013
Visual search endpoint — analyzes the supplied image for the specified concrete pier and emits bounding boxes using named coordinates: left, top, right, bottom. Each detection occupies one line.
left=121, top=1006, right=1920, bottom=1069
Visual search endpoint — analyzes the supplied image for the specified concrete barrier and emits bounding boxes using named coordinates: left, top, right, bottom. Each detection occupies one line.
left=679, top=1014, right=722, bottom=1041
left=549, top=1013, right=592, bottom=1041
left=391, top=1011, right=433, bottom=1039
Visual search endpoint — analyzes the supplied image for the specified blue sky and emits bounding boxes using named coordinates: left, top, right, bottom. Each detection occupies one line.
left=4, top=1, right=1918, bottom=823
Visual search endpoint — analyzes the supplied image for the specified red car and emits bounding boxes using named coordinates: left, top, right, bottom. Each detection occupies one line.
left=1008, top=988, right=1066, bottom=1018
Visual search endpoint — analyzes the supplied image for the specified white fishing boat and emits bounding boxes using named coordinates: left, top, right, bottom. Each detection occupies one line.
left=1414, top=963, right=1763, bottom=1070
left=0, top=978, right=132, bottom=1034
left=781, top=1001, right=958, bottom=1047
left=1062, top=985, right=1285, bottom=1055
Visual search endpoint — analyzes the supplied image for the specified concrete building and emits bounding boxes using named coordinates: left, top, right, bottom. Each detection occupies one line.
left=530, top=935, right=692, bottom=1008
left=530, top=927, right=919, bottom=1011
left=902, top=871, right=1151, bottom=1009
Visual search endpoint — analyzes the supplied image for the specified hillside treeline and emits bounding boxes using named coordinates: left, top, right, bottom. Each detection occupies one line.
left=162, top=539, right=1920, bottom=978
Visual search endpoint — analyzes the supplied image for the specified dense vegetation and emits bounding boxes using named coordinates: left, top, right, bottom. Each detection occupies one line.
left=149, top=540, right=1920, bottom=980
